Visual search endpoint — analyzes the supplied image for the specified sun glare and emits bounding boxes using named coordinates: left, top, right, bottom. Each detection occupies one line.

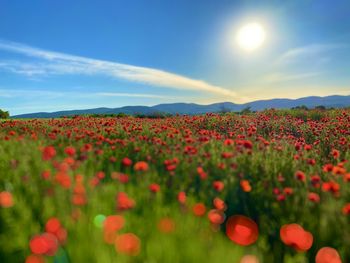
left=236, top=22, right=266, bottom=51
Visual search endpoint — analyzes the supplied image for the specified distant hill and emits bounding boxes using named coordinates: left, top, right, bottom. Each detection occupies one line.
left=12, top=95, right=350, bottom=118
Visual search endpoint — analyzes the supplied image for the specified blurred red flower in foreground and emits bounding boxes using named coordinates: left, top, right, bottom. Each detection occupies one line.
left=315, top=247, right=342, bottom=263
left=226, top=215, right=258, bottom=246
left=280, top=224, right=313, bottom=251
left=0, top=191, right=14, bottom=208
left=115, top=233, right=141, bottom=256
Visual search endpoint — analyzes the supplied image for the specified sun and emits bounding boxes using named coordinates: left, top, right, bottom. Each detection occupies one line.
left=236, top=22, right=266, bottom=51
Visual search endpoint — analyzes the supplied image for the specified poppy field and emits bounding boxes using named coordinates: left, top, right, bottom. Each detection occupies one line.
left=1, top=109, right=350, bottom=263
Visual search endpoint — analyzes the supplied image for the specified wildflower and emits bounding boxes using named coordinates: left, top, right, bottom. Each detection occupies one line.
left=226, top=215, right=259, bottom=246
left=116, top=192, right=135, bottom=211
left=295, top=171, right=306, bottom=182
left=177, top=192, right=186, bottom=204
left=149, top=183, right=160, bottom=193
left=213, top=181, right=224, bottom=192
left=315, top=247, right=342, bottom=263
left=134, top=161, right=149, bottom=172
left=115, top=233, right=141, bottom=256
left=213, top=197, right=227, bottom=211
left=308, top=192, right=320, bottom=203
left=240, top=255, right=260, bottom=263
left=42, top=146, right=56, bottom=161
left=158, top=217, right=175, bottom=233
left=192, top=203, right=206, bottom=217
left=25, top=254, right=45, bottom=263
left=331, top=149, right=340, bottom=159
left=64, top=146, right=76, bottom=156
left=29, top=233, right=59, bottom=256
left=208, top=209, right=225, bottom=225
left=0, top=191, right=14, bottom=208
left=240, top=180, right=252, bottom=192
left=280, top=224, right=313, bottom=251
left=342, top=203, right=350, bottom=215
left=122, top=157, right=133, bottom=167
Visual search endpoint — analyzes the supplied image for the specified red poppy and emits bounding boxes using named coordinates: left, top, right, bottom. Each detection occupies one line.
left=177, top=192, right=186, bottom=204
left=295, top=171, right=306, bottom=182
left=315, top=247, right=342, bottom=263
left=226, top=215, right=259, bottom=246
left=103, top=215, right=125, bottom=244
left=192, top=203, right=206, bottom=217
left=149, top=183, right=160, bottom=193
left=116, top=192, right=135, bottom=211
left=25, top=254, right=45, bottom=263
left=331, top=149, right=340, bottom=159
left=240, top=180, right=252, bottom=192
left=64, top=146, right=76, bottom=156
left=134, top=161, right=149, bottom=172
left=240, top=255, right=260, bottom=263
left=208, top=209, right=225, bottom=225
left=308, top=192, right=320, bottom=203
left=115, top=233, right=141, bottom=256
left=280, top=224, right=313, bottom=251
left=122, top=157, right=133, bottom=167
left=158, top=217, right=175, bottom=233
left=45, top=218, right=61, bottom=234
left=0, top=191, right=14, bottom=208
left=42, top=146, right=56, bottom=161
left=29, top=233, right=59, bottom=256
left=213, top=181, right=224, bottom=192
left=213, top=197, right=227, bottom=211
left=342, top=203, right=350, bottom=215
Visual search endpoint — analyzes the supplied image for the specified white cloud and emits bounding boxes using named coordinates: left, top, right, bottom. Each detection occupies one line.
left=0, top=40, right=238, bottom=98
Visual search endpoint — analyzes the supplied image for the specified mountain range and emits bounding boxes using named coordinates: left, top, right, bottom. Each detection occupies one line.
left=12, top=95, right=350, bottom=118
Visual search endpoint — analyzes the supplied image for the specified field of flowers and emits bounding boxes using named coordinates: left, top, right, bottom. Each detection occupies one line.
left=0, top=109, right=349, bottom=263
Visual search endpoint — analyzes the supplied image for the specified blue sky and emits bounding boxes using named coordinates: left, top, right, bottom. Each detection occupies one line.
left=0, top=0, right=350, bottom=115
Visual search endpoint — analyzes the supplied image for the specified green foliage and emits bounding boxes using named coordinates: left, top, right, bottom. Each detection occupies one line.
left=0, top=109, right=10, bottom=119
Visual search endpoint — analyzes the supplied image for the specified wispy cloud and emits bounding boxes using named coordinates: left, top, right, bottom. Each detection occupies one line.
left=263, top=72, right=321, bottom=83
left=94, top=92, right=167, bottom=98
left=0, top=88, right=169, bottom=99
left=0, top=40, right=237, bottom=98
left=275, top=43, right=346, bottom=65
